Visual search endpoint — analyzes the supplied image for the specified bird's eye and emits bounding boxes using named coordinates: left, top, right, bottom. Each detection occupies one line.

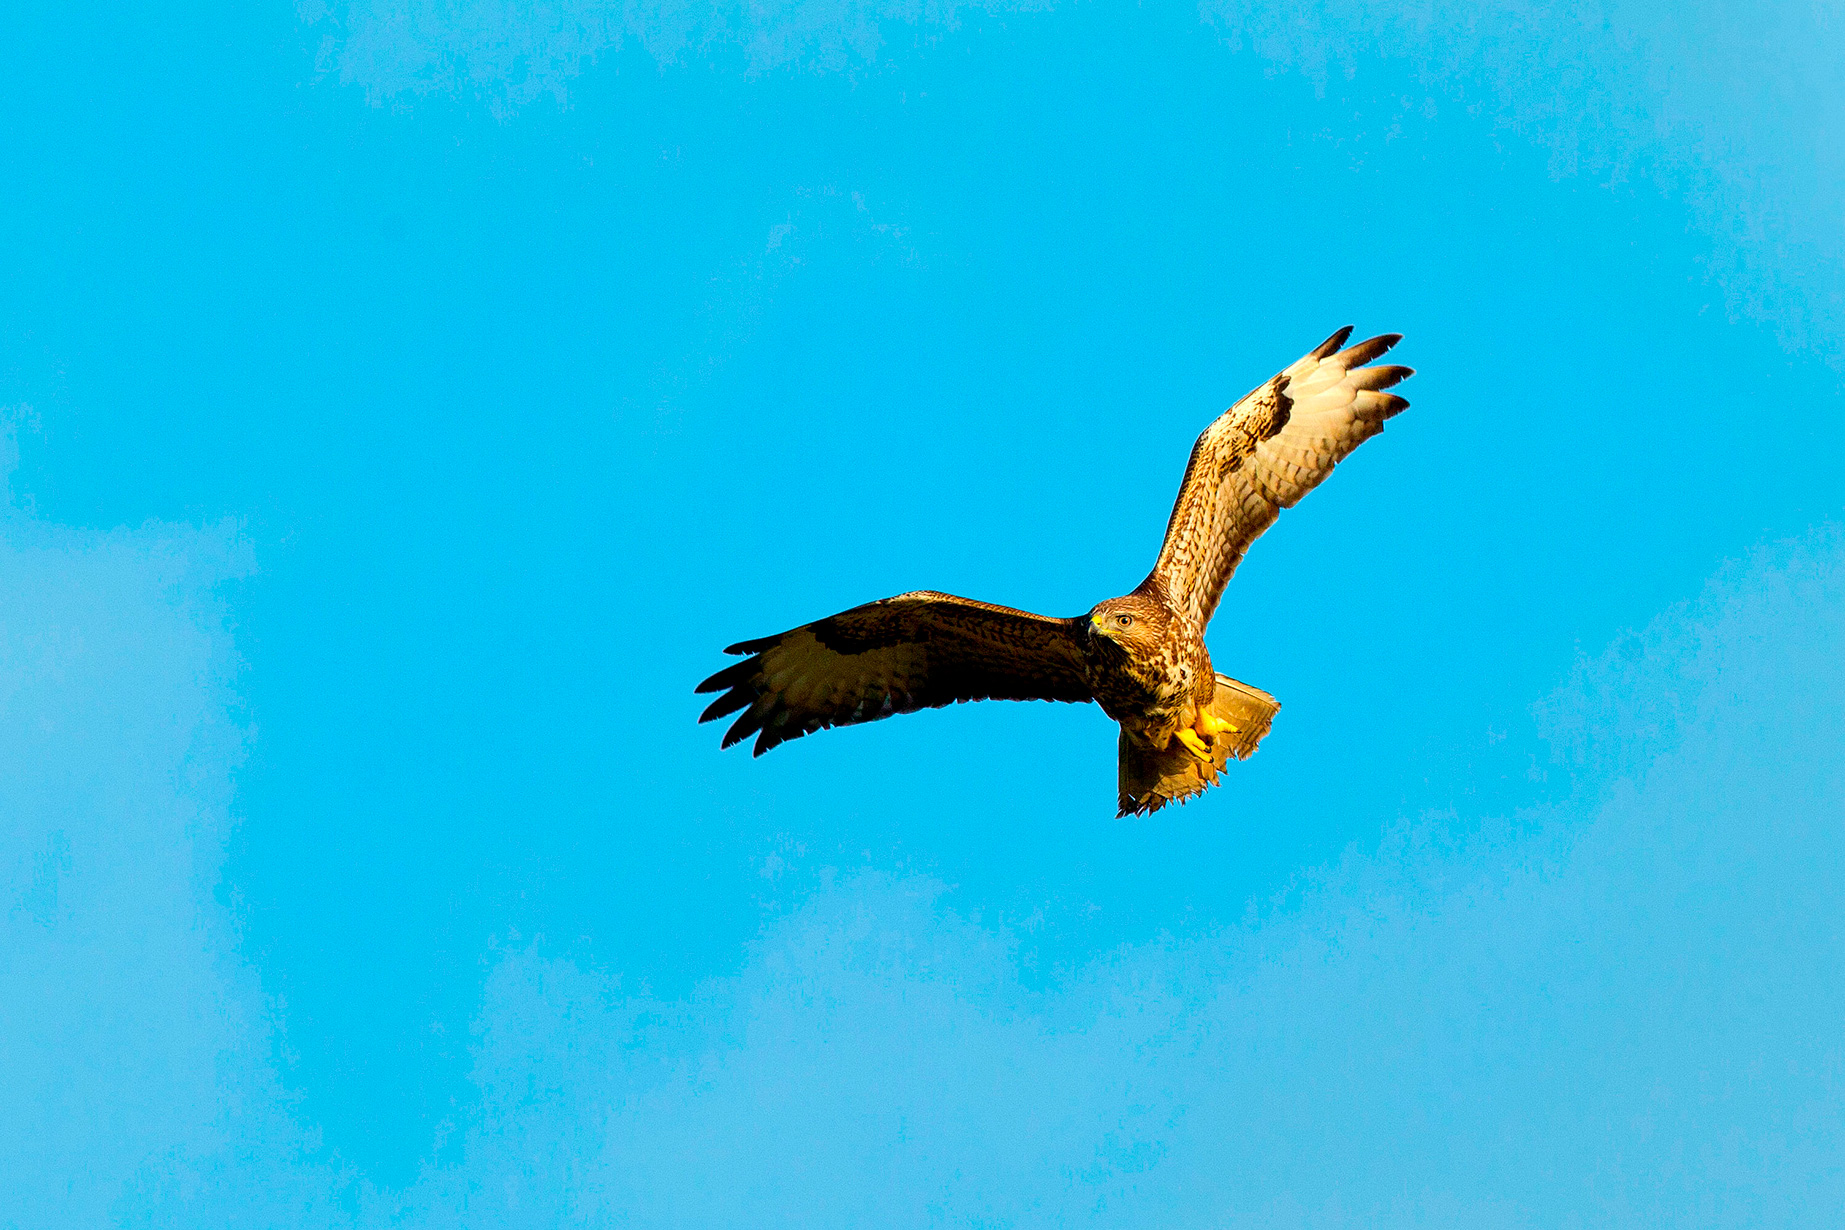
left=1116, top=613, right=1133, bottom=627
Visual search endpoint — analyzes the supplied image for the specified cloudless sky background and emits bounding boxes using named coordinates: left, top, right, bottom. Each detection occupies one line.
left=4, top=0, right=1844, bottom=1224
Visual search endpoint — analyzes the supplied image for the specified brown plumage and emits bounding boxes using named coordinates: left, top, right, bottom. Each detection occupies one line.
left=696, top=327, right=1413, bottom=815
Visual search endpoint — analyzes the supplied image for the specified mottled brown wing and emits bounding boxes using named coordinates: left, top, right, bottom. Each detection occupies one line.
left=1147, top=327, right=1413, bottom=628
left=696, top=591, right=1093, bottom=755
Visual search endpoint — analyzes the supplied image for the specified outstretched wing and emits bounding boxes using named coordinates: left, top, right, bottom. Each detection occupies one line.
left=696, top=591, right=1092, bottom=755
left=1147, top=327, right=1413, bottom=628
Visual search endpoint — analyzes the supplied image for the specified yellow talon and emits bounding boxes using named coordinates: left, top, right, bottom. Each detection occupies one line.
left=1176, top=728, right=1214, bottom=762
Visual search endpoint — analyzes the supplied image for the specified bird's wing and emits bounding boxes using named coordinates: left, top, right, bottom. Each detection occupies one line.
left=696, top=591, right=1092, bottom=755
left=1146, top=328, right=1412, bottom=628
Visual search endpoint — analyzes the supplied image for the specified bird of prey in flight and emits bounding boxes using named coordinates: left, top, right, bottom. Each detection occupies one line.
left=697, top=327, right=1413, bottom=815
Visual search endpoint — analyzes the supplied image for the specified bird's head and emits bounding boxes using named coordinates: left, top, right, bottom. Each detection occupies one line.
left=1086, top=594, right=1170, bottom=657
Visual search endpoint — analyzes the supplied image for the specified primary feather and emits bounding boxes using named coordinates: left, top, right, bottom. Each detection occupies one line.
left=1146, top=328, right=1412, bottom=627
left=696, top=592, right=1091, bottom=756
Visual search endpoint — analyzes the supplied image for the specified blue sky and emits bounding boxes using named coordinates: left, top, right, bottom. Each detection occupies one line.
left=4, top=1, right=1843, bottom=1224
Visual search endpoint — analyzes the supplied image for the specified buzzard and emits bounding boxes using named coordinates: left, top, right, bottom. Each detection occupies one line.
left=697, top=327, right=1412, bottom=815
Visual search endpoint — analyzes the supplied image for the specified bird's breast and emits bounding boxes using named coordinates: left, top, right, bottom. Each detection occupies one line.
left=1087, top=654, right=1196, bottom=725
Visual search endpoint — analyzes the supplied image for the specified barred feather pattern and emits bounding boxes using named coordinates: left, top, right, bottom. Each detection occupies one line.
left=695, top=591, right=1092, bottom=756
left=1147, top=327, right=1413, bottom=628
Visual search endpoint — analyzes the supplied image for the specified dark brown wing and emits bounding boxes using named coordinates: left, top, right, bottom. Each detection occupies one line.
left=696, top=591, right=1093, bottom=755
left=1147, top=328, right=1413, bottom=627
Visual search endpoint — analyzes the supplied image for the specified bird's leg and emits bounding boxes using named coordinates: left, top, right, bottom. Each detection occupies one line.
left=1175, top=727, right=1215, bottom=763
left=1195, top=710, right=1239, bottom=741
left=1177, top=707, right=1240, bottom=769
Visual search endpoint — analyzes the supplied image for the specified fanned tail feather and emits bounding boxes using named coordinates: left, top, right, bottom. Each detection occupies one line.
left=1117, top=674, right=1280, bottom=817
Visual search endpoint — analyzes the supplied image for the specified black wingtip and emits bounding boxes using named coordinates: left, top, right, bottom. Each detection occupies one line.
left=1334, top=332, right=1406, bottom=368
left=695, top=658, right=755, bottom=695
left=698, top=688, right=753, bottom=724
left=724, top=631, right=786, bottom=656
left=1313, top=325, right=1355, bottom=360
left=1364, top=364, right=1415, bottom=390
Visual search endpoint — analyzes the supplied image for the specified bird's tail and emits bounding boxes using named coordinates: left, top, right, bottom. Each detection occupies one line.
left=1116, top=674, right=1279, bottom=817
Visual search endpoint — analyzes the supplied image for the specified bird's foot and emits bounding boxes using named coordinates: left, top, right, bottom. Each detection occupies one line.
left=1195, top=710, right=1239, bottom=740
left=1176, top=727, right=1215, bottom=763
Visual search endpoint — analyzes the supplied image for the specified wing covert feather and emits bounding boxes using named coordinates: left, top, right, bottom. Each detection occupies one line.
left=695, top=592, right=1092, bottom=755
left=1147, top=328, right=1412, bottom=627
